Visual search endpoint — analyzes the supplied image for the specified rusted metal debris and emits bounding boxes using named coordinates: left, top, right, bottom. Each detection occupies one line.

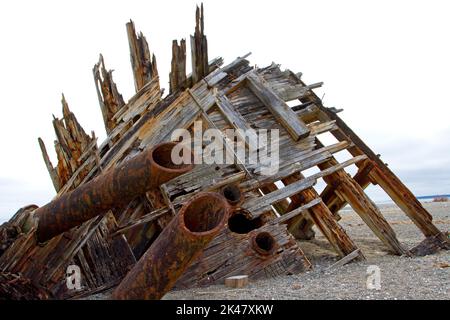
left=0, top=272, right=51, bottom=300
left=0, top=3, right=448, bottom=300
left=35, top=142, right=193, bottom=243
left=112, top=192, right=228, bottom=299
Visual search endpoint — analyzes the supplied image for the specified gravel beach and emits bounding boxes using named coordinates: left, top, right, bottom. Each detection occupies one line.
left=88, top=202, right=449, bottom=300
left=163, top=202, right=450, bottom=300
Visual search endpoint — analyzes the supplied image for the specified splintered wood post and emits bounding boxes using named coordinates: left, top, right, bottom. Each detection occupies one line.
left=247, top=73, right=310, bottom=141
left=282, top=174, right=362, bottom=258
left=93, top=55, right=125, bottom=135
left=126, top=20, right=158, bottom=92
left=38, top=138, right=60, bottom=191
left=317, top=106, right=446, bottom=241
left=316, top=154, right=407, bottom=255
left=50, top=95, right=94, bottom=190
left=190, top=4, right=209, bottom=84
left=169, top=39, right=187, bottom=93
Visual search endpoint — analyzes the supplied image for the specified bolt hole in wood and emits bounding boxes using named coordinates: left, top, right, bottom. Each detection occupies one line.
left=182, top=194, right=227, bottom=233
left=227, top=210, right=264, bottom=234
left=151, top=142, right=192, bottom=170
left=252, top=232, right=276, bottom=255
left=221, top=184, right=242, bottom=206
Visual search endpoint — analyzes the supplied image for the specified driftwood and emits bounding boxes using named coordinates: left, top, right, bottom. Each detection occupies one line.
left=410, top=232, right=450, bottom=256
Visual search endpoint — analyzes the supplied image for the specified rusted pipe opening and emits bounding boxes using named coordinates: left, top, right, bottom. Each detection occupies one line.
left=227, top=210, right=263, bottom=234
left=221, top=184, right=242, bottom=206
left=252, top=232, right=276, bottom=256
left=149, top=142, right=194, bottom=192
left=182, top=193, right=228, bottom=234
left=151, top=142, right=193, bottom=171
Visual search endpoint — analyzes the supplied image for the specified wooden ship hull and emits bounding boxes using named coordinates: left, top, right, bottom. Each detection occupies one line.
left=0, top=4, right=448, bottom=300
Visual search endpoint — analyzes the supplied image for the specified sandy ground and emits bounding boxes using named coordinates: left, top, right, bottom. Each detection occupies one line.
left=163, top=202, right=450, bottom=300
left=89, top=202, right=450, bottom=300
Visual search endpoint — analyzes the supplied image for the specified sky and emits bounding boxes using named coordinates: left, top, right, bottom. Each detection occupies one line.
left=0, top=0, right=449, bottom=222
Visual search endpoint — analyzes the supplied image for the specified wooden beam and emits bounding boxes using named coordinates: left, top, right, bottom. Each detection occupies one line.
left=318, top=158, right=408, bottom=255
left=273, top=198, right=322, bottom=224
left=321, top=160, right=374, bottom=219
left=282, top=173, right=362, bottom=258
left=247, top=73, right=310, bottom=141
left=243, top=179, right=316, bottom=217
left=368, top=166, right=444, bottom=239
left=259, top=184, right=290, bottom=215
left=327, top=249, right=362, bottom=269
left=215, top=94, right=259, bottom=150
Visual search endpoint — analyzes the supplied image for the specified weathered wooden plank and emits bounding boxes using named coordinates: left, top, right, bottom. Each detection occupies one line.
left=273, top=198, right=322, bottom=224
left=215, top=94, right=259, bottom=150
left=112, top=76, right=162, bottom=123
left=327, top=249, right=362, bottom=269
left=259, top=184, right=290, bottom=215
left=243, top=179, right=316, bottom=217
left=272, top=82, right=323, bottom=102
left=246, top=73, right=310, bottom=141
left=243, top=155, right=366, bottom=218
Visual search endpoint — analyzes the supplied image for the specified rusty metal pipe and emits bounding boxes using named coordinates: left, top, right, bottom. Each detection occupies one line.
left=251, top=231, right=277, bottom=256
left=35, top=142, right=193, bottom=243
left=112, top=192, right=229, bottom=300
left=220, top=184, right=243, bottom=207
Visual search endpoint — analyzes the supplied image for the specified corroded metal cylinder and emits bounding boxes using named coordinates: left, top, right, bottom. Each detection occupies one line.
left=35, top=142, right=193, bottom=243
left=112, top=192, right=229, bottom=300
left=220, top=184, right=243, bottom=207
left=251, top=231, right=277, bottom=256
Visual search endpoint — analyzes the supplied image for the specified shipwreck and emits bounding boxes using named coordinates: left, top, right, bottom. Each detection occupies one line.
left=0, top=4, right=448, bottom=300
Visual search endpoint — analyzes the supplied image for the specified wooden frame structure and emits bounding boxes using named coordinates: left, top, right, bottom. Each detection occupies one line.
left=0, top=4, right=447, bottom=299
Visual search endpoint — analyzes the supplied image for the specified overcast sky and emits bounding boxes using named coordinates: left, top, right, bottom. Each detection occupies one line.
left=0, top=0, right=449, bottom=222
